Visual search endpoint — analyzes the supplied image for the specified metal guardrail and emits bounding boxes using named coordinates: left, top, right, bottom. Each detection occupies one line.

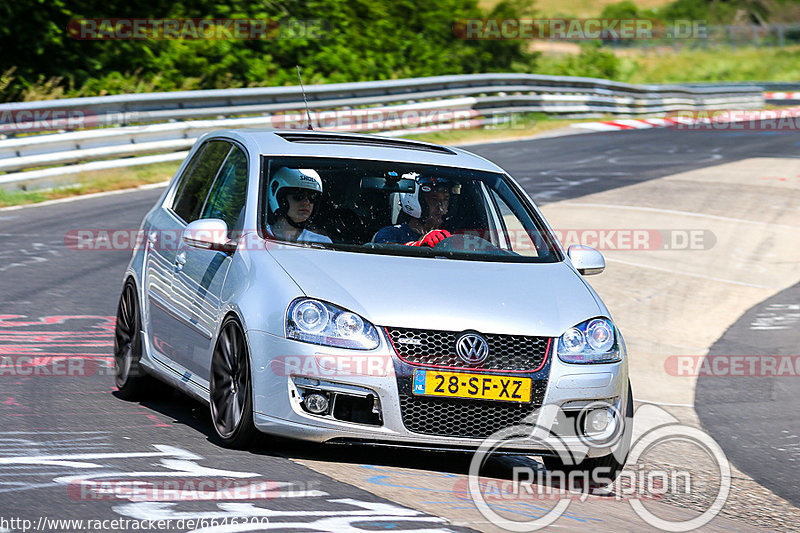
left=0, top=73, right=764, bottom=129
left=0, top=73, right=764, bottom=187
left=678, top=81, right=800, bottom=91
left=679, top=82, right=800, bottom=100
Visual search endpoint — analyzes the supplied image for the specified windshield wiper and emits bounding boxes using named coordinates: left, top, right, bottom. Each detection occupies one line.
left=301, top=241, right=330, bottom=249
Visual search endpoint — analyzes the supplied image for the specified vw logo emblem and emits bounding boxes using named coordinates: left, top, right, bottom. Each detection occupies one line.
left=455, top=332, right=489, bottom=365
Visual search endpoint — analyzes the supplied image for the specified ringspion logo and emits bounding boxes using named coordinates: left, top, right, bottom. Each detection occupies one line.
left=468, top=404, right=731, bottom=530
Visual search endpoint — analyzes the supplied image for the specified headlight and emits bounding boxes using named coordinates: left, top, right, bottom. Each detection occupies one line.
left=558, top=318, right=620, bottom=364
left=291, top=300, right=328, bottom=334
left=286, top=298, right=380, bottom=350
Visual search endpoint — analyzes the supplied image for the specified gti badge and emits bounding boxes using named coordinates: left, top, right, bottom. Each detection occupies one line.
left=455, top=332, right=489, bottom=365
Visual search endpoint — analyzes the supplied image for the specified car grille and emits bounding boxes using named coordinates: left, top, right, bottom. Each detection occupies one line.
left=399, top=396, right=538, bottom=438
left=386, top=327, right=550, bottom=372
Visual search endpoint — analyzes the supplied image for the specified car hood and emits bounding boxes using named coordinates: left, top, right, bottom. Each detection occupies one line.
left=267, top=245, right=604, bottom=337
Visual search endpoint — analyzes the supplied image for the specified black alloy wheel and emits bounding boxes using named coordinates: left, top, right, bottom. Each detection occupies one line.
left=114, top=280, right=154, bottom=399
left=209, top=317, right=257, bottom=448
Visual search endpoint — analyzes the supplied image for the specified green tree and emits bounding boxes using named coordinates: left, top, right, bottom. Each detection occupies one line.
left=0, top=0, right=540, bottom=101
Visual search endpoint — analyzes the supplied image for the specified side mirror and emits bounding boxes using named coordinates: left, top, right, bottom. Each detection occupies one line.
left=183, top=219, right=236, bottom=253
left=568, top=244, right=605, bottom=275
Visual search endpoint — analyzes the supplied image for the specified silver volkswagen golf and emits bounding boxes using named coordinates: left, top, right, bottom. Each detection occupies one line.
left=114, top=129, right=632, bottom=477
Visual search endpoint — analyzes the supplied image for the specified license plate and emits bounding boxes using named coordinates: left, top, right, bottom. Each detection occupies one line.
left=412, top=369, right=531, bottom=403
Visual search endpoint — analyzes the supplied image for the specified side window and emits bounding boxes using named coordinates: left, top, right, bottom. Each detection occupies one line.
left=171, top=140, right=231, bottom=223
left=169, top=145, right=206, bottom=206
left=488, top=188, right=540, bottom=257
left=201, top=146, right=248, bottom=233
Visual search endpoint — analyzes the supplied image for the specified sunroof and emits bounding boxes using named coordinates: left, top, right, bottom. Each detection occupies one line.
left=275, top=132, right=456, bottom=155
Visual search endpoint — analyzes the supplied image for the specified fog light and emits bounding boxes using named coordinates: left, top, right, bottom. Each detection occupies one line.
left=304, top=393, right=329, bottom=414
left=586, top=408, right=612, bottom=433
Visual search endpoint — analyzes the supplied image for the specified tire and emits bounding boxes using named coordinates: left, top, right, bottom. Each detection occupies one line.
left=114, top=279, right=156, bottom=400
left=209, top=316, right=257, bottom=448
left=543, top=380, right=634, bottom=485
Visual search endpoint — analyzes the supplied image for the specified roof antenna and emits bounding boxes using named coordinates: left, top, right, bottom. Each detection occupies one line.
left=296, top=65, right=314, bottom=130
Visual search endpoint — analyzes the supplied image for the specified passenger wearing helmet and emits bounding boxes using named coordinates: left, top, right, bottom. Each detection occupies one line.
left=266, top=167, right=332, bottom=244
left=373, top=174, right=453, bottom=247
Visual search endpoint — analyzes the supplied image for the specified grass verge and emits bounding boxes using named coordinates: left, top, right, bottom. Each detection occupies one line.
left=532, top=45, right=800, bottom=84
left=616, top=46, right=800, bottom=84
left=0, top=161, right=180, bottom=208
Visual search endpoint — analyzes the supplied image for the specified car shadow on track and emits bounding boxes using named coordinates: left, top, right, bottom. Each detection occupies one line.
left=113, top=387, right=227, bottom=445
left=124, top=387, right=546, bottom=482
left=125, top=388, right=630, bottom=503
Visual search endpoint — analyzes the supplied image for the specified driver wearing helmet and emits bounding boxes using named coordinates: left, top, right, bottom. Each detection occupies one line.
left=266, top=167, right=332, bottom=244
left=373, top=175, right=453, bottom=247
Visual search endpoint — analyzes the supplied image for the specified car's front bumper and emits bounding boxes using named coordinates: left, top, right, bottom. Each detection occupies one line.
left=247, top=329, right=629, bottom=457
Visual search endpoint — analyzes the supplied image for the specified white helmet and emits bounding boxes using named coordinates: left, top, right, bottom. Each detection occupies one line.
left=268, top=167, right=323, bottom=214
left=399, top=173, right=454, bottom=219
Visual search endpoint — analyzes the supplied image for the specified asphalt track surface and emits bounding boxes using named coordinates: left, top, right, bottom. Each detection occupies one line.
left=697, top=280, right=800, bottom=506
left=0, top=125, right=797, bottom=530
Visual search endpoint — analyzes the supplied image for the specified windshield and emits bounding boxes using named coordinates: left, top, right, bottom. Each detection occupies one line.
left=260, top=156, right=561, bottom=263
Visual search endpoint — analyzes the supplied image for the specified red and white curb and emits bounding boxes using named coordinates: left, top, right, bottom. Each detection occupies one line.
left=572, top=117, right=689, bottom=131
left=765, top=91, right=800, bottom=100
left=573, top=106, right=800, bottom=132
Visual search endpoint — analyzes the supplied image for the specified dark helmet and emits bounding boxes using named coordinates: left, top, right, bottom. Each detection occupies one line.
left=399, top=174, right=454, bottom=219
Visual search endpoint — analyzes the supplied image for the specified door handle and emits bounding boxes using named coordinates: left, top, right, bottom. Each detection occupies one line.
left=175, top=252, right=187, bottom=271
